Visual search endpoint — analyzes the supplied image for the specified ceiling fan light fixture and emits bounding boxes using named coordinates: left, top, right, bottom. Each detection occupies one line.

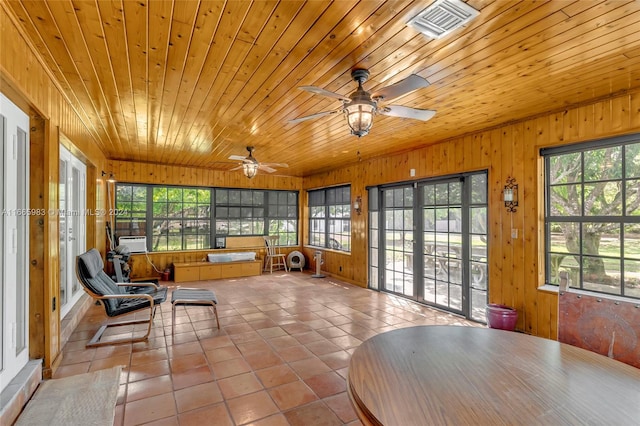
left=345, top=101, right=376, bottom=137
left=243, top=161, right=259, bottom=179
left=292, top=68, right=434, bottom=135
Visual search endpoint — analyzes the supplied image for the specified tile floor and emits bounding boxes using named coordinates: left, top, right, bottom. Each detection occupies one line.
left=55, top=272, right=481, bottom=426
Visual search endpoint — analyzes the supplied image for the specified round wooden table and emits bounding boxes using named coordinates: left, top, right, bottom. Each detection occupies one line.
left=347, top=326, right=640, bottom=425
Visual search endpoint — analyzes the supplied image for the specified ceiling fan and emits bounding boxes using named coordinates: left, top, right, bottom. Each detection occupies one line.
left=289, top=69, right=436, bottom=137
left=228, top=146, right=288, bottom=179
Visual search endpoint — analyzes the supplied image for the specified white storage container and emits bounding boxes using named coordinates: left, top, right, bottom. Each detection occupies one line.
left=207, top=252, right=256, bottom=263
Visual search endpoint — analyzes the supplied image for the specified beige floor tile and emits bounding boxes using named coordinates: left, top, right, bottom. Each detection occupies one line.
left=123, top=392, right=177, bottom=426
left=177, top=402, right=232, bottom=426
left=174, top=381, right=223, bottom=413
left=218, top=372, right=264, bottom=399
left=268, top=380, right=318, bottom=411
left=226, top=391, right=279, bottom=425
left=126, top=374, right=173, bottom=402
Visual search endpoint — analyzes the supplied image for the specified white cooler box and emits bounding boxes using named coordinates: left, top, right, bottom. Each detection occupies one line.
left=207, top=252, right=256, bottom=263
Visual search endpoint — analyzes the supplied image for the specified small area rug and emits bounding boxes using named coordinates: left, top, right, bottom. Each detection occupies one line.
left=15, top=366, right=121, bottom=426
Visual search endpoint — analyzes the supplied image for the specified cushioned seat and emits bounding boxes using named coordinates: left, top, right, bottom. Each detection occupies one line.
left=171, top=288, right=220, bottom=335
left=76, top=248, right=168, bottom=347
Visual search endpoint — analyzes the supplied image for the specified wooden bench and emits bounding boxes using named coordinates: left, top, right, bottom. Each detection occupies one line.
left=173, top=236, right=265, bottom=283
left=173, top=259, right=262, bottom=282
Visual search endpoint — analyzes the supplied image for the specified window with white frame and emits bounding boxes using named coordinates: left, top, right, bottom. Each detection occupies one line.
left=543, top=134, right=640, bottom=299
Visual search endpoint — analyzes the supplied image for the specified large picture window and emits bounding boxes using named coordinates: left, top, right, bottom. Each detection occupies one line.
left=115, top=184, right=298, bottom=251
left=308, top=185, right=351, bottom=252
left=115, top=185, right=148, bottom=237
left=215, top=189, right=264, bottom=236
left=152, top=187, right=211, bottom=251
left=268, top=191, right=298, bottom=245
left=543, top=134, right=640, bottom=299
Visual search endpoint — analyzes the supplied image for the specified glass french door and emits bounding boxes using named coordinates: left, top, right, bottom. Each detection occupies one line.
left=368, top=189, right=380, bottom=291
left=1, top=93, right=30, bottom=392
left=421, top=180, right=464, bottom=311
left=382, top=186, right=415, bottom=297
left=468, top=174, right=489, bottom=320
left=59, top=144, right=86, bottom=318
left=369, top=172, right=488, bottom=322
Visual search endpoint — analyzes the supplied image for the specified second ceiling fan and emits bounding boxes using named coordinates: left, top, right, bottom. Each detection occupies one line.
left=289, top=69, right=436, bottom=137
left=228, top=146, right=288, bottom=179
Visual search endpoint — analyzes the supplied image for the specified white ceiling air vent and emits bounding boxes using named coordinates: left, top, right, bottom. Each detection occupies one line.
left=407, top=0, right=479, bottom=39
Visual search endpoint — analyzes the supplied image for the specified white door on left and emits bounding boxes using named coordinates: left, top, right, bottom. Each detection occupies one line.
left=59, top=144, right=86, bottom=318
left=0, top=93, right=30, bottom=392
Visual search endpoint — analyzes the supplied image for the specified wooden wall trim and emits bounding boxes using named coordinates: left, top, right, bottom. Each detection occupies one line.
left=28, top=114, right=46, bottom=362
left=43, top=121, right=59, bottom=378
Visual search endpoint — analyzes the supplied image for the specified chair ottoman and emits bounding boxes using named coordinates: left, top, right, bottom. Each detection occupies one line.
left=171, top=288, right=220, bottom=335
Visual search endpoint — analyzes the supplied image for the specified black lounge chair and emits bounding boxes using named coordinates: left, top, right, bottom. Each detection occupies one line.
left=76, top=248, right=168, bottom=347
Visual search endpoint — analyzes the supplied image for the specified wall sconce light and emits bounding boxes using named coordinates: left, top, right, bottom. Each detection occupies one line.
left=353, top=195, right=363, bottom=215
left=503, top=176, right=518, bottom=212
left=101, top=171, right=116, bottom=183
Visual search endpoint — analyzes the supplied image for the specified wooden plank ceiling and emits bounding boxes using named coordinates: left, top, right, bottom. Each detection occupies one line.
left=4, top=0, right=640, bottom=177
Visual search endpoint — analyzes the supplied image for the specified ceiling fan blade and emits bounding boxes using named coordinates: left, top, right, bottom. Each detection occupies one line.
left=228, top=155, right=247, bottom=161
left=372, top=74, right=430, bottom=101
left=299, top=86, right=350, bottom=102
left=379, top=105, right=436, bottom=121
left=289, top=109, right=340, bottom=124
left=258, top=164, right=277, bottom=173
left=262, top=162, right=289, bottom=168
left=229, top=165, right=243, bottom=171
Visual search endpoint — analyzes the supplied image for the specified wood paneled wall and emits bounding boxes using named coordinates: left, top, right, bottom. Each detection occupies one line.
left=1, top=5, right=108, bottom=376
left=303, top=91, right=640, bottom=340
left=108, top=160, right=302, bottom=190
